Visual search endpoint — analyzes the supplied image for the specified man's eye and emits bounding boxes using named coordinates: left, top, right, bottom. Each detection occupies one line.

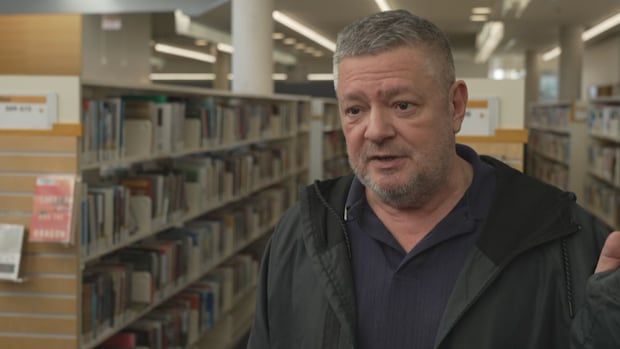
left=395, top=102, right=413, bottom=111
left=346, top=107, right=361, bottom=116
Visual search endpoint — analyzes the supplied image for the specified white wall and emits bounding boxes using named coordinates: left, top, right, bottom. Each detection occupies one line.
left=582, top=35, right=620, bottom=98
left=81, top=14, right=152, bottom=84
left=461, top=78, right=525, bottom=129
left=455, top=58, right=488, bottom=78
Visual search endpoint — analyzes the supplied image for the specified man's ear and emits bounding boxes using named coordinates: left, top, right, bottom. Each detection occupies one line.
left=450, top=80, right=468, bottom=134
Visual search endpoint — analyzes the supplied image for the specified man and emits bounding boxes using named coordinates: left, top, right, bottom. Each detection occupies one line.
left=248, top=10, right=620, bottom=349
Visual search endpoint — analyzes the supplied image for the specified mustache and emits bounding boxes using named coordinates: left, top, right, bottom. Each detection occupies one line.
left=359, top=143, right=409, bottom=161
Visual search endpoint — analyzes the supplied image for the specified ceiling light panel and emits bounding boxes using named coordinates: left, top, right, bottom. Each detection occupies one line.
left=273, top=11, right=336, bottom=51
left=154, top=43, right=216, bottom=63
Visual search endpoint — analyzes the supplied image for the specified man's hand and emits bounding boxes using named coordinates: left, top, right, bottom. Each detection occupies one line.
left=595, top=231, right=620, bottom=273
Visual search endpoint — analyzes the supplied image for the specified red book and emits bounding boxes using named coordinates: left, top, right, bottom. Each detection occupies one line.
left=29, top=175, right=77, bottom=243
left=100, top=331, right=136, bottom=349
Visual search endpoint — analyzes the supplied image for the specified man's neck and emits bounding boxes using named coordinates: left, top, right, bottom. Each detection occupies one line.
left=366, top=156, right=474, bottom=252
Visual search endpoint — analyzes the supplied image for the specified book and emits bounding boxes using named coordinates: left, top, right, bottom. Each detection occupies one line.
left=29, top=175, right=77, bottom=244
left=100, top=331, right=136, bottom=349
left=0, top=224, right=25, bottom=281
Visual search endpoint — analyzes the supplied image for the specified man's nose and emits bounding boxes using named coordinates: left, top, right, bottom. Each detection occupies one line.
left=364, top=107, right=396, bottom=144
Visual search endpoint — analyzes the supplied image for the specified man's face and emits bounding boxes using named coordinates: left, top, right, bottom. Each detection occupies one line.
left=336, top=46, right=465, bottom=208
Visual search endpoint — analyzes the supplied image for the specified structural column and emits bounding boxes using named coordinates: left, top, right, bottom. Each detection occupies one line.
left=232, top=0, right=273, bottom=94
left=558, top=25, right=584, bottom=100
left=524, top=49, right=540, bottom=124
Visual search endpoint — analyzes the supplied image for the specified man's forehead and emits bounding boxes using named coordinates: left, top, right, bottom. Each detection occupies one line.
left=338, top=47, right=437, bottom=79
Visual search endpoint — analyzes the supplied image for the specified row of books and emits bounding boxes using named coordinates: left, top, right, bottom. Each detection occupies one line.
left=186, top=100, right=298, bottom=149
left=81, top=182, right=137, bottom=254
left=323, top=132, right=347, bottom=161
left=583, top=178, right=618, bottom=228
left=177, top=145, right=292, bottom=213
left=528, top=104, right=571, bottom=131
left=96, top=253, right=259, bottom=349
left=81, top=97, right=186, bottom=164
left=82, top=188, right=286, bottom=342
left=295, top=135, right=310, bottom=169
left=589, top=104, right=620, bottom=139
left=323, top=103, right=340, bottom=130
left=80, top=145, right=293, bottom=257
left=80, top=170, right=187, bottom=256
left=528, top=130, right=571, bottom=164
left=81, top=96, right=301, bottom=165
left=588, top=143, right=620, bottom=186
left=526, top=154, right=569, bottom=190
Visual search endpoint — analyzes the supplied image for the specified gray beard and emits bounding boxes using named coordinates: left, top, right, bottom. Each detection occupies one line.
left=351, top=160, right=447, bottom=209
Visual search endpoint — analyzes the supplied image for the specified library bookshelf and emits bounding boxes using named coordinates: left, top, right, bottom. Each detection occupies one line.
left=0, top=76, right=311, bottom=349
left=308, top=98, right=349, bottom=181
left=525, top=100, right=589, bottom=200
left=582, top=96, right=620, bottom=228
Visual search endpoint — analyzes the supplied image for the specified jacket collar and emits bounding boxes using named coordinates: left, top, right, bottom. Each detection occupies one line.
left=475, top=156, right=579, bottom=266
left=436, top=156, right=581, bottom=348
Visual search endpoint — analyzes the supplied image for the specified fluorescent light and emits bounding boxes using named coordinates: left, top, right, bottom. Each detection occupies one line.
left=539, top=11, right=620, bottom=62
left=313, top=51, right=324, bottom=57
left=273, top=11, right=336, bottom=52
left=150, top=73, right=216, bottom=81
left=273, top=32, right=285, bottom=40
left=307, top=73, right=334, bottom=81
left=283, top=38, right=297, bottom=45
left=295, top=43, right=306, bottom=50
left=582, top=12, right=620, bottom=41
left=475, top=21, right=504, bottom=63
left=225, top=73, right=289, bottom=80
left=542, top=47, right=561, bottom=61
left=305, top=47, right=315, bottom=54
left=154, top=43, right=216, bottom=63
left=375, top=0, right=392, bottom=12
left=470, top=15, right=488, bottom=22
left=472, top=7, right=491, bottom=15
left=194, top=39, right=208, bottom=46
left=217, top=43, right=234, bottom=54
left=502, top=0, right=531, bottom=18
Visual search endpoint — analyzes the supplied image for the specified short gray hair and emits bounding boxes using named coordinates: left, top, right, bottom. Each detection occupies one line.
left=333, top=10, right=455, bottom=92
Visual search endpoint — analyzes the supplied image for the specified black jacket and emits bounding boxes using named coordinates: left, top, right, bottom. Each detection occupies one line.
left=248, top=156, right=619, bottom=348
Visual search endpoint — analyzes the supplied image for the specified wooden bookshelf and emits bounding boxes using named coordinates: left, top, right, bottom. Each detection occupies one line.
left=0, top=74, right=311, bottom=349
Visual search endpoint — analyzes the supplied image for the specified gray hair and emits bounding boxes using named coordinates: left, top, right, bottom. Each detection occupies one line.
left=333, top=10, right=455, bottom=92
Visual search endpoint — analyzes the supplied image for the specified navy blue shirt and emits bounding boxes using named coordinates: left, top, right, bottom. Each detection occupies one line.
left=345, top=144, right=496, bottom=349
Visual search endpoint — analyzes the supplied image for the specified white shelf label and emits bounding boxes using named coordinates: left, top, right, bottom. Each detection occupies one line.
left=0, top=93, right=58, bottom=129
